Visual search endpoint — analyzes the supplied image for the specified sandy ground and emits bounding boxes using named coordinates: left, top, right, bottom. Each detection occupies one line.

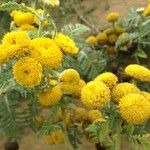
left=0, top=0, right=148, bottom=150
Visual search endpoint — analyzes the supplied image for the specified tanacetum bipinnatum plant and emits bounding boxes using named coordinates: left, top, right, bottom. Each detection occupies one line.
left=0, top=1, right=150, bottom=150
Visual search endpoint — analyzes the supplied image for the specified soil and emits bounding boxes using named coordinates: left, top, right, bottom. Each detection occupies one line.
left=0, top=0, right=148, bottom=150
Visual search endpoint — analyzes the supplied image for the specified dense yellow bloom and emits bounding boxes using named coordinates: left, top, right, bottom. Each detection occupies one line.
left=44, top=130, right=64, bottom=145
left=72, top=80, right=86, bottom=98
left=96, top=32, right=108, bottom=45
left=20, top=24, right=36, bottom=31
left=95, top=72, right=118, bottom=89
left=59, top=69, right=80, bottom=95
left=112, top=83, right=140, bottom=103
left=119, top=93, right=150, bottom=125
left=29, top=38, right=63, bottom=69
left=103, top=28, right=114, bottom=36
left=87, top=110, right=103, bottom=123
left=114, top=26, right=124, bottom=35
left=86, top=36, right=97, bottom=46
left=108, top=34, right=118, bottom=45
left=36, top=86, right=63, bottom=107
left=106, top=46, right=116, bottom=55
left=0, top=45, right=8, bottom=64
left=125, top=64, right=150, bottom=82
left=13, top=57, right=43, bottom=88
left=106, top=12, right=120, bottom=23
left=2, top=31, right=30, bottom=58
left=81, top=81, right=111, bottom=109
left=144, top=4, right=150, bottom=17
left=140, top=91, right=150, bottom=102
left=54, top=33, right=79, bottom=55
left=11, top=11, right=34, bottom=26
left=74, top=107, right=86, bottom=122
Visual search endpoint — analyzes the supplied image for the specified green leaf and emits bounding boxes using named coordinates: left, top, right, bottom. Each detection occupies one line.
left=0, top=2, right=35, bottom=14
left=134, top=49, right=148, bottom=58
left=61, top=23, right=90, bottom=38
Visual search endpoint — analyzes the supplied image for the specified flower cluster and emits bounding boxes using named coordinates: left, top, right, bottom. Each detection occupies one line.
left=86, top=12, right=125, bottom=56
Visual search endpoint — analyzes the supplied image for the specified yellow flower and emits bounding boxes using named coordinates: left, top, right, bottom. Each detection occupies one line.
left=108, top=34, right=118, bottom=45
left=11, top=11, right=34, bottom=26
left=112, top=83, right=140, bottom=103
left=125, top=64, right=150, bottom=82
left=140, top=91, right=150, bottom=102
left=119, top=93, right=150, bottom=125
left=95, top=72, right=118, bottom=89
left=36, top=86, right=63, bottom=107
left=44, top=130, right=64, bottom=145
left=87, top=110, right=103, bottom=123
left=96, top=32, right=108, bottom=45
left=0, top=45, right=8, bottom=64
left=86, top=36, right=97, bottom=46
left=144, top=4, right=150, bottom=17
left=54, top=33, right=79, bottom=55
left=20, top=24, right=36, bottom=31
left=59, top=69, right=80, bottom=95
left=13, top=57, right=43, bottom=88
left=103, top=28, right=114, bottom=36
left=2, top=31, right=30, bottom=58
left=114, top=26, right=124, bottom=35
left=106, top=12, right=120, bottom=23
left=29, top=38, right=63, bottom=69
left=81, top=81, right=111, bottom=109
left=72, top=80, right=86, bottom=98
left=74, top=107, right=86, bottom=122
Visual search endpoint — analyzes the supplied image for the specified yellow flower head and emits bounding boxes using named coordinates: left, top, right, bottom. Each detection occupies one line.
left=36, top=86, right=63, bottom=107
left=144, top=4, right=150, bottom=17
left=112, top=83, right=140, bottom=103
left=54, top=33, right=79, bottom=55
left=125, top=64, right=150, bottom=82
left=0, top=45, right=8, bottom=64
left=2, top=31, right=30, bottom=58
left=86, top=36, right=97, bottom=46
left=103, top=28, right=114, bottom=36
left=96, top=32, right=108, bottom=45
left=119, top=93, right=150, bottom=125
left=74, top=107, right=86, bottom=122
left=13, top=57, right=43, bottom=88
left=95, top=72, right=118, bottom=89
left=106, top=12, right=120, bottom=23
left=114, top=26, right=124, bottom=35
left=72, top=80, right=86, bottom=98
left=11, top=10, right=34, bottom=26
left=59, top=69, right=80, bottom=95
left=87, top=110, right=103, bottom=123
left=29, top=38, right=63, bottom=69
left=44, top=130, right=64, bottom=145
left=20, top=24, right=36, bottom=31
left=108, top=34, right=118, bottom=45
left=81, top=81, right=111, bottom=109
left=140, top=91, right=150, bottom=102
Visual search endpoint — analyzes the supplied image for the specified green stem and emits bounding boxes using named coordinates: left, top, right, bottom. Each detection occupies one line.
left=114, top=123, right=121, bottom=150
left=61, top=106, right=72, bottom=150
left=38, top=7, right=47, bottom=37
left=135, top=56, right=140, bottom=64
